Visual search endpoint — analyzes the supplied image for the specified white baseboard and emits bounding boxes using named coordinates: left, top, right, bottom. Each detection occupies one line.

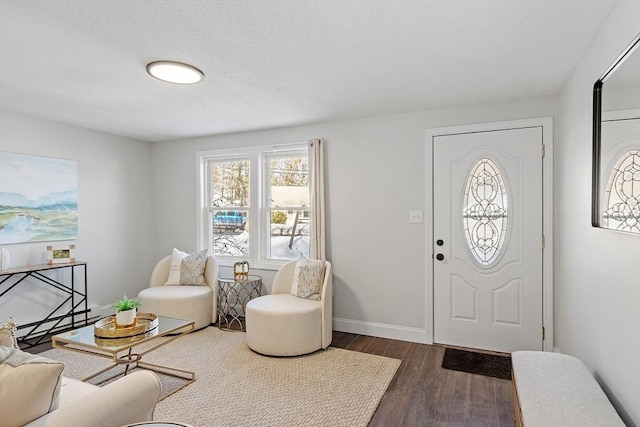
left=333, top=317, right=430, bottom=344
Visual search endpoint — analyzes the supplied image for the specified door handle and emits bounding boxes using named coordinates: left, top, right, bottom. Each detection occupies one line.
left=436, top=253, right=445, bottom=261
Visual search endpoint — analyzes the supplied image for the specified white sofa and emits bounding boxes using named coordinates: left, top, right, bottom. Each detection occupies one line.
left=0, top=345, right=161, bottom=427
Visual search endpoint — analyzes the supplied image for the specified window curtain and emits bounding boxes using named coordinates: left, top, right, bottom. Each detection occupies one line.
left=308, top=138, right=326, bottom=260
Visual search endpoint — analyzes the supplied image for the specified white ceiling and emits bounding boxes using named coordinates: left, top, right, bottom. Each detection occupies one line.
left=0, top=0, right=618, bottom=142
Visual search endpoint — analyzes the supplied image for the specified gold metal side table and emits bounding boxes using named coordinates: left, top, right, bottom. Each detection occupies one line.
left=217, top=275, right=263, bottom=331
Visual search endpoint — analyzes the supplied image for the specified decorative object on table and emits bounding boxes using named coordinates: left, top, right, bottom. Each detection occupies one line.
left=94, top=312, right=159, bottom=339
left=46, top=244, right=76, bottom=265
left=94, top=328, right=159, bottom=347
left=0, top=152, right=78, bottom=245
left=233, top=261, right=249, bottom=280
left=112, top=295, right=143, bottom=328
left=0, top=247, right=9, bottom=271
left=0, top=316, right=19, bottom=348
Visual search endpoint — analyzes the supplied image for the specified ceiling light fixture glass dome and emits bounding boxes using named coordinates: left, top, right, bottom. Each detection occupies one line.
left=146, top=61, right=204, bottom=84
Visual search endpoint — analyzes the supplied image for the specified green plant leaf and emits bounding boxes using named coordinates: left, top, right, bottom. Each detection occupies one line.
left=112, top=294, right=142, bottom=313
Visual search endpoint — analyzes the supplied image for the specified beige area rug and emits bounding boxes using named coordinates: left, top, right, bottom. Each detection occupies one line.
left=40, top=327, right=401, bottom=427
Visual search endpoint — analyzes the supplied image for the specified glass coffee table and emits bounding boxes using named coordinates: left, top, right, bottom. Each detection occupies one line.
left=52, top=315, right=195, bottom=397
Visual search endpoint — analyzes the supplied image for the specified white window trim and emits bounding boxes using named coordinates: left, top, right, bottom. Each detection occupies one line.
left=196, top=143, right=307, bottom=270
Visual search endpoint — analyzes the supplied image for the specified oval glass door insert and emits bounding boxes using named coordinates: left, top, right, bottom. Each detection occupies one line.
left=462, top=158, right=509, bottom=266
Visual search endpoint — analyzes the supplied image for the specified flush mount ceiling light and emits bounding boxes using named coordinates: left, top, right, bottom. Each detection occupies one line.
left=146, top=61, right=204, bottom=84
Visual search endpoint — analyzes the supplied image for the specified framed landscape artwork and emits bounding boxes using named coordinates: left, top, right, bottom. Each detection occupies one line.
left=0, top=152, right=78, bottom=244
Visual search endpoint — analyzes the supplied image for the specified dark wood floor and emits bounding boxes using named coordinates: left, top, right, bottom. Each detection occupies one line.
left=331, top=331, right=516, bottom=427
left=26, top=330, right=516, bottom=426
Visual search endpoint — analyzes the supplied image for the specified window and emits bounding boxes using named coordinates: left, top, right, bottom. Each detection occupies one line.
left=462, top=158, right=509, bottom=266
left=198, top=144, right=309, bottom=268
left=209, top=158, right=250, bottom=257
left=265, top=152, right=310, bottom=260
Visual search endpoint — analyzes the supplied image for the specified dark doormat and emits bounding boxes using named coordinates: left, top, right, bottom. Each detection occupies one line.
left=441, top=348, right=512, bottom=380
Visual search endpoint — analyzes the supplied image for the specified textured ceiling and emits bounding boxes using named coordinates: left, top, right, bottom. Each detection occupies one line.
left=0, top=0, right=619, bottom=142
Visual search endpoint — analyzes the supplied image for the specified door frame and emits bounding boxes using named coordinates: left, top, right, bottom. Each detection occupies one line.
left=425, top=117, right=554, bottom=352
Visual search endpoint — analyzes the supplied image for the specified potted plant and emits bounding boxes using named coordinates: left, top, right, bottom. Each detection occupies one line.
left=112, top=295, right=142, bottom=327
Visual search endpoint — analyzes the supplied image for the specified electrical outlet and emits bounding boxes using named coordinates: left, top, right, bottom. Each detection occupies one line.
left=409, top=210, right=423, bottom=224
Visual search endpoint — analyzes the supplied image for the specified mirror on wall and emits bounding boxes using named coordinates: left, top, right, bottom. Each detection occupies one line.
left=592, top=33, right=640, bottom=233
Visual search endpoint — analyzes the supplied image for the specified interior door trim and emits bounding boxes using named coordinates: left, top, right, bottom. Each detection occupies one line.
left=424, top=117, right=554, bottom=352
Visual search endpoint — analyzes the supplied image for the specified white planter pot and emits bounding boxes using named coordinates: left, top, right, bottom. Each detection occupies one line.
left=116, top=308, right=137, bottom=327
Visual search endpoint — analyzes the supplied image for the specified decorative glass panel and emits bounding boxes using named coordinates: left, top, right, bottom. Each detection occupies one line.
left=463, top=158, right=509, bottom=266
left=603, top=149, right=640, bottom=233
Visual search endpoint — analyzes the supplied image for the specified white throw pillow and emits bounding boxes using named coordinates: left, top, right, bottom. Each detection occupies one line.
left=0, top=346, right=64, bottom=427
left=164, top=248, right=208, bottom=286
left=291, top=256, right=325, bottom=300
left=165, top=248, right=188, bottom=285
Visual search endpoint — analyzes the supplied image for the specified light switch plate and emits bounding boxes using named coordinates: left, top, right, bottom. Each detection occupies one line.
left=409, top=210, right=423, bottom=224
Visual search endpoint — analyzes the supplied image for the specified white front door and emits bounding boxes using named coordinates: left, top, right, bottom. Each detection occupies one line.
left=433, top=126, right=544, bottom=352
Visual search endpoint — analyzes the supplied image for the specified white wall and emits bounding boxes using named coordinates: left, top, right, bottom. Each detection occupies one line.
left=556, top=2, right=640, bottom=425
left=0, top=111, right=154, bottom=326
left=152, top=95, right=557, bottom=342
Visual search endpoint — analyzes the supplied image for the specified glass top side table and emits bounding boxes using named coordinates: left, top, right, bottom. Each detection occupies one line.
left=217, top=275, right=263, bottom=331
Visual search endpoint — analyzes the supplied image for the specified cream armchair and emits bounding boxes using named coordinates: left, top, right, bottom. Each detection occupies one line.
left=245, top=259, right=332, bottom=356
left=138, top=254, right=218, bottom=330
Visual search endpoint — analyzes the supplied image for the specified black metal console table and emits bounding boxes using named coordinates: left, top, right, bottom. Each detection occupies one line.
left=0, top=261, right=88, bottom=348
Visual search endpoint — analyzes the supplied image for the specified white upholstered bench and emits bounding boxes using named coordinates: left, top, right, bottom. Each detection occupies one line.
left=511, top=351, right=625, bottom=427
